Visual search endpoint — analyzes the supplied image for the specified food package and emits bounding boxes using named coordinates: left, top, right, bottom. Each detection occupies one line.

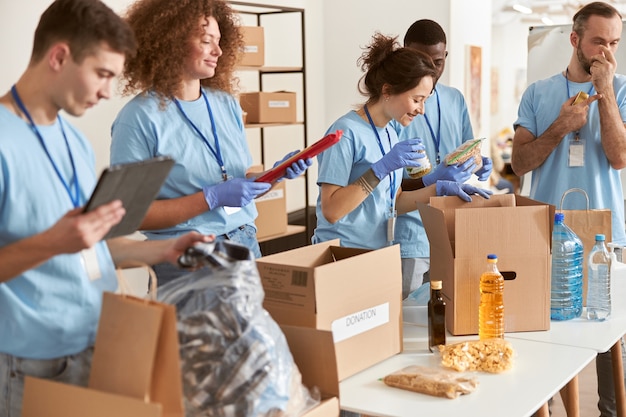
left=572, top=91, right=589, bottom=105
left=444, top=138, right=484, bottom=170
left=438, top=338, right=515, bottom=373
left=383, top=365, right=478, bottom=399
left=406, top=150, right=432, bottom=179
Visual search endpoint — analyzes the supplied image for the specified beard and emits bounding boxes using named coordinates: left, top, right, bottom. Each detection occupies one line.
left=576, top=44, right=593, bottom=75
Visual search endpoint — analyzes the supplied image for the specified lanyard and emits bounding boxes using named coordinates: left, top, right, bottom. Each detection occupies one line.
left=10, top=85, right=81, bottom=208
left=175, top=89, right=228, bottom=181
left=363, top=104, right=397, bottom=205
left=423, top=87, right=441, bottom=163
left=565, top=68, right=595, bottom=140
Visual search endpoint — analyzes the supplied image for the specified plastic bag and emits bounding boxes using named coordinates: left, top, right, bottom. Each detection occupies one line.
left=157, top=240, right=319, bottom=417
left=444, top=138, right=484, bottom=169
left=438, top=338, right=515, bottom=373
left=383, top=365, right=478, bottom=399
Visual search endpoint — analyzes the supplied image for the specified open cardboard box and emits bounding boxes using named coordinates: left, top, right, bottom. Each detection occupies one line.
left=256, top=239, right=402, bottom=380
left=418, top=194, right=554, bottom=335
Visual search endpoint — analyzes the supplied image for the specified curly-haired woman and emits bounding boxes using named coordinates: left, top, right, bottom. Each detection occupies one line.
left=111, top=0, right=310, bottom=285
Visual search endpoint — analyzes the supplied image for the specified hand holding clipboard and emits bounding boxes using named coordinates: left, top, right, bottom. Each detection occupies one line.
left=254, top=130, right=343, bottom=183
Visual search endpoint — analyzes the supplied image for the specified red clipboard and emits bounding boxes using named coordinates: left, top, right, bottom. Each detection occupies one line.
left=254, top=130, right=343, bottom=183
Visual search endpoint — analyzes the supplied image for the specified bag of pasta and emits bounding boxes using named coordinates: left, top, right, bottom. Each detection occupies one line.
left=157, top=240, right=320, bottom=417
left=438, top=338, right=514, bottom=373
left=383, top=365, right=478, bottom=399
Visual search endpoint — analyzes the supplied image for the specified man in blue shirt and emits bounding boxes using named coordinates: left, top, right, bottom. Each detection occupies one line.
left=0, top=1, right=210, bottom=415
left=394, top=19, right=492, bottom=298
left=512, top=3, right=626, bottom=416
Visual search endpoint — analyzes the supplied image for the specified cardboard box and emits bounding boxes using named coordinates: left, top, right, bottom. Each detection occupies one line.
left=240, top=91, right=297, bottom=124
left=281, top=325, right=340, bottom=417
left=239, top=26, right=264, bottom=66
left=255, top=181, right=288, bottom=239
left=418, top=194, right=553, bottom=335
left=256, top=240, right=403, bottom=380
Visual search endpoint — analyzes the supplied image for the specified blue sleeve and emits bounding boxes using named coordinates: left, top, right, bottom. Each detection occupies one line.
left=110, top=101, right=157, bottom=165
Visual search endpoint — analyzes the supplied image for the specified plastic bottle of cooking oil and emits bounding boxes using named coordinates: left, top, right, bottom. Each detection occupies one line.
left=479, top=254, right=505, bottom=340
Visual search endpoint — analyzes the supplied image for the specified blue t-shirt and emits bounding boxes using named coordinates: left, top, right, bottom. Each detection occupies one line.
left=514, top=73, right=626, bottom=245
left=111, top=88, right=256, bottom=239
left=393, top=84, right=474, bottom=258
left=0, top=107, right=117, bottom=359
left=313, top=111, right=401, bottom=249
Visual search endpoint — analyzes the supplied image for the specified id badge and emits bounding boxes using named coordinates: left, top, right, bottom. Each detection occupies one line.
left=568, top=137, right=585, bottom=167
left=81, top=247, right=102, bottom=281
left=387, top=209, right=397, bottom=242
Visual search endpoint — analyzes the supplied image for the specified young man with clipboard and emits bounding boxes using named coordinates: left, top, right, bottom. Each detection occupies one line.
left=0, top=1, right=210, bottom=415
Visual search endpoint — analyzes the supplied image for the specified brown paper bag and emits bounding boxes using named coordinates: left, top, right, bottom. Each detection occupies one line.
left=559, top=188, right=612, bottom=302
left=22, top=290, right=184, bottom=417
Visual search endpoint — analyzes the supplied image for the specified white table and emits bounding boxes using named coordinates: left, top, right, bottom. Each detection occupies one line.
left=506, top=271, right=626, bottom=417
left=339, top=322, right=596, bottom=417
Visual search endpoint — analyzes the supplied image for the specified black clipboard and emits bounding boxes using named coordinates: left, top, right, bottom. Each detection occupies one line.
left=83, top=156, right=175, bottom=239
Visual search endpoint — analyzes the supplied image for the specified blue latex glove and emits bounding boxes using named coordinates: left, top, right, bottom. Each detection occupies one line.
left=371, top=138, right=425, bottom=180
left=422, top=158, right=476, bottom=187
left=202, top=178, right=271, bottom=209
left=436, top=180, right=493, bottom=202
left=474, top=156, right=493, bottom=182
left=273, top=150, right=313, bottom=181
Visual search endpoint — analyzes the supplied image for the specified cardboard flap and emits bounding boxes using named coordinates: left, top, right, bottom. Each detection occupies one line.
left=260, top=239, right=340, bottom=268
left=455, top=205, right=551, bottom=259
left=314, top=245, right=402, bottom=326
left=280, top=325, right=339, bottom=399
left=23, top=377, right=162, bottom=417
left=429, top=193, right=515, bottom=210
left=417, top=202, right=454, bottom=259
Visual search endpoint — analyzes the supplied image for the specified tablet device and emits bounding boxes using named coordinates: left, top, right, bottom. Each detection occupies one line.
left=83, top=156, right=175, bottom=239
left=254, top=130, right=342, bottom=183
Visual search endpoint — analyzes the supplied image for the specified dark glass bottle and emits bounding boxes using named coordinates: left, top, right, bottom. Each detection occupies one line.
left=428, top=280, right=446, bottom=352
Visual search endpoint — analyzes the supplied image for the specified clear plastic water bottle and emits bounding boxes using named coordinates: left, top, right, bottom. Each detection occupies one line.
left=586, top=234, right=611, bottom=321
left=550, top=212, right=584, bottom=320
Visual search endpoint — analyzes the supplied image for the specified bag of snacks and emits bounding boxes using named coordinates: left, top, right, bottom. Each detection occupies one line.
left=444, top=138, right=484, bottom=170
left=383, top=365, right=478, bottom=399
left=438, top=338, right=515, bottom=373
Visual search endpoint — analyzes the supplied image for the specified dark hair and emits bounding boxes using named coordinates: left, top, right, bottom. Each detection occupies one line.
left=573, top=1, right=622, bottom=36
left=403, top=19, right=447, bottom=47
left=358, top=33, right=437, bottom=104
left=122, top=0, right=243, bottom=100
left=31, top=0, right=136, bottom=64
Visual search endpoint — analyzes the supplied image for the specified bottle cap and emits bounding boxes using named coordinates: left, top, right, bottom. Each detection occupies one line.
left=431, top=280, right=442, bottom=290
left=487, top=254, right=498, bottom=260
left=555, top=212, right=564, bottom=222
left=596, top=234, right=605, bottom=241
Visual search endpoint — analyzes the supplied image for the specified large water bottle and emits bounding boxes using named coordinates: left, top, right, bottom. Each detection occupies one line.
left=551, top=212, right=584, bottom=320
left=586, top=234, right=612, bottom=321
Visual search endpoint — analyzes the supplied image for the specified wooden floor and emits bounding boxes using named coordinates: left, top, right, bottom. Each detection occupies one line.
left=551, top=358, right=598, bottom=417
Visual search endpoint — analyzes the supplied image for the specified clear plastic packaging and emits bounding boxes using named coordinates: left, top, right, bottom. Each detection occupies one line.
left=158, top=240, right=320, bottom=417
left=383, top=365, right=478, bottom=399
left=438, top=339, right=515, bottom=373
left=444, top=138, right=484, bottom=170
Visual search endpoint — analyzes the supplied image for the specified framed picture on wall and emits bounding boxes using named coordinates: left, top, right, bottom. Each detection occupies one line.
left=465, top=45, right=482, bottom=133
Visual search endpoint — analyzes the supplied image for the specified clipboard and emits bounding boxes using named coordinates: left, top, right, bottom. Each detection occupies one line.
left=254, top=130, right=342, bottom=183
left=84, top=156, right=175, bottom=239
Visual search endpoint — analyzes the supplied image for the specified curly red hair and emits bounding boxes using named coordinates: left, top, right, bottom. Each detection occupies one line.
left=121, top=0, right=243, bottom=101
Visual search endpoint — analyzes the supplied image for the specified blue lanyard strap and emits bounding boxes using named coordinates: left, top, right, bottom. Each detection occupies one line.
left=10, top=85, right=81, bottom=208
left=423, top=88, right=441, bottom=163
left=175, top=89, right=228, bottom=181
left=363, top=104, right=396, bottom=204
left=565, top=68, right=595, bottom=139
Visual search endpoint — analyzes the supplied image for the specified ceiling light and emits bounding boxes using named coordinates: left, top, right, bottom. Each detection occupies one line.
left=541, top=15, right=554, bottom=25
left=513, top=3, right=533, bottom=14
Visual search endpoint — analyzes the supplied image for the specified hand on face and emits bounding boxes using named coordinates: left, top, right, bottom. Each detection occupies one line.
left=590, top=45, right=617, bottom=94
